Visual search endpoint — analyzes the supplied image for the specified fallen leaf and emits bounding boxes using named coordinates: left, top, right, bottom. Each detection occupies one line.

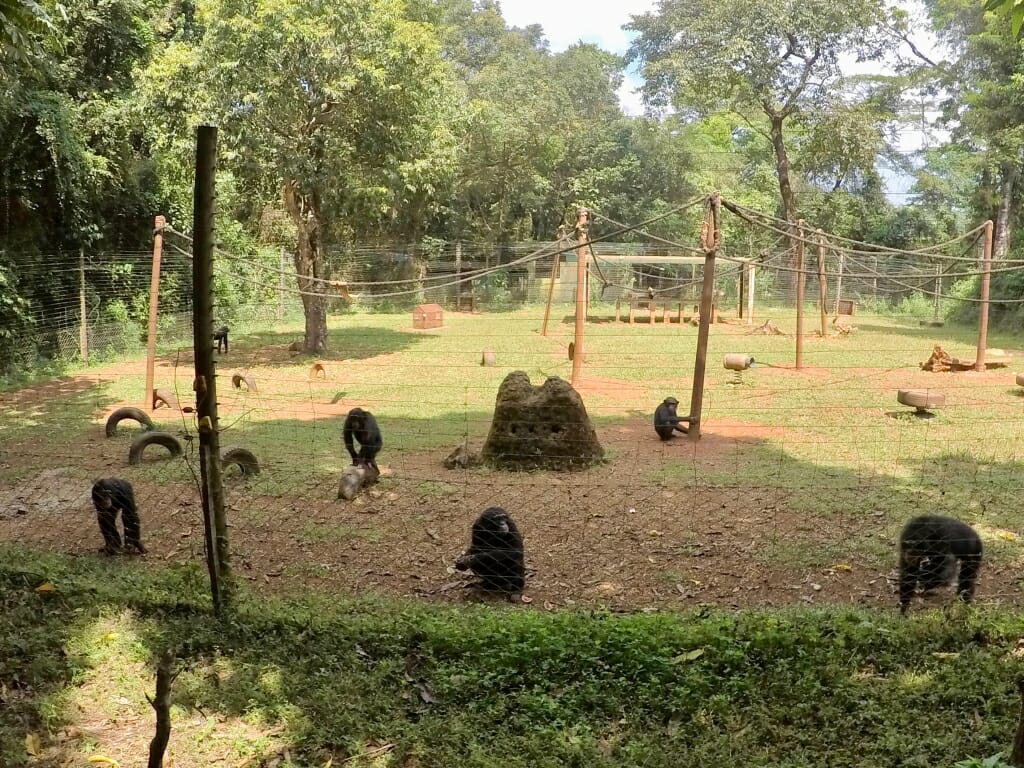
left=25, top=733, right=40, bottom=756
left=520, top=595, right=533, bottom=604
left=831, top=563, right=852, bottom=571
left=932, top=652, right=960, bottom=660
left=671, top=648, right=705, bottom=664
left=998, top=531, right=1018, bottom=541
left=35, top=583, right=56, bottom=593
left=103, top=633, right=119, bottom=642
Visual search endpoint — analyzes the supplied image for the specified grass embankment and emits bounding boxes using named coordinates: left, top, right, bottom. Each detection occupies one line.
left=1, top=547, right=1021, bottom=768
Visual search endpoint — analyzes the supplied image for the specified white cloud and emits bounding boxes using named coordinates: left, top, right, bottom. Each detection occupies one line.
left=499, top=0, right=655, bottom=54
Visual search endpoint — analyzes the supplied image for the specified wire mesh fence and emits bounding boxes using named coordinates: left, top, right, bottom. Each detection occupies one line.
left=2, top=201, right=1023, bottom=615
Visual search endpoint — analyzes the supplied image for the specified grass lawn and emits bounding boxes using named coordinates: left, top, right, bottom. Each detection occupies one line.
left=2, top=304, right=1024, bottom=766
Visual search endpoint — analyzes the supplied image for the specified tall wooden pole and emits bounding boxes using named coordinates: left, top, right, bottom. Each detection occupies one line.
left=191, top=126, right=230, bottom=614
left=816, top=230, right=827, bottom=338
left=571, top=209, right=589, bottom=385
left=933, top=264, right=942, bottom=322
left=454, top=240, right=462, bottom=309
left=145, top=216, right=165, bottom=408
left=687, top=194, right=720, bottom=441
left=975, top=219, right=994, bottom=372
left=78, top=248, right=89, bottom=363
left=794, top=220, right=805, bottom=369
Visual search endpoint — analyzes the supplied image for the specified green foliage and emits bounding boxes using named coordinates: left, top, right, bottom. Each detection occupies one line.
left=4, top=549, right=1024, bottom=767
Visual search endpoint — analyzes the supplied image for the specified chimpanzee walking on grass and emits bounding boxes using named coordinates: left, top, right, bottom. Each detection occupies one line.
left=91, top=478, right=147, bottom=555
left=898, top=515, right=982, bottom=615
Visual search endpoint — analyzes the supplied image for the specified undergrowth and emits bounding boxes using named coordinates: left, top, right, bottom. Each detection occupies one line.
left=1, top=546, right=1022, bottom=768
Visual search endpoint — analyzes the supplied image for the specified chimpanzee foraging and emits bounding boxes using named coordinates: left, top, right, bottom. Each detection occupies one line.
left=343, top=407, right=382, bottom=476
left=212, top=325, right=229, bottom=354
left=898, top=515, right=982, bottom=615
left=654, top=397, right=690, bottom=440
left=455, top=507, right=525, bottom=596
left=91, top=478, right=146, bottom=555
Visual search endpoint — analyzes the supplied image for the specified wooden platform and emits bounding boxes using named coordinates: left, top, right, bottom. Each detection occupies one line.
left=614, top=298, right=719, bottom=324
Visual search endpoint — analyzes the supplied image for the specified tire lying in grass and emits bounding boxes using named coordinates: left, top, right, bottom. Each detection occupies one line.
left=231, top=373, right=257, bottom=392
left=152, top=388, right=180, bottom=410
left=105, top=407, right=155, bottom=437
left=221, top=446, right=260, bottom=476
left=897, top=389, right=945, bottom=412
left=128, top=431, right=184, bottom=465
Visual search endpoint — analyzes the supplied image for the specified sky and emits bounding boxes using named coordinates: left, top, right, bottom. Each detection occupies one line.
left=499, top=0, right=946, bottom=200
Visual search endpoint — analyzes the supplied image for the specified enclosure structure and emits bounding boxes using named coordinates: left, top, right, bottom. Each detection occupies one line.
left=412, top=303, right=444, bottom=329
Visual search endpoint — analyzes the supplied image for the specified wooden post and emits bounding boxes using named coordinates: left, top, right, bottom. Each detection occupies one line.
left=571, top=208, right=589, bottom=386
left=1010, top=677, right=1024, bottom=768
left=540, top=242, right=561, bottom=336
left=933, top=264, right=942, bottom=321
left=975, top=219, right=994, bottom=372
left=78, top=248, right=89, bottom=363
left=688, top=194, right=720, bottom=441
left=746, top=260, right=755, bottom=324
left=191, top=125, right=230, bottom=614
left=738, top=262, right=745, bottom=320
left=145, top=216, right=165, bottom=408
left=277, top=247, right=286, bottom=321
left=816, top=231, right=827, bottom=337
left=795, top=220, right=805, bottom=369
left=833, top=250, right=846, bottom=314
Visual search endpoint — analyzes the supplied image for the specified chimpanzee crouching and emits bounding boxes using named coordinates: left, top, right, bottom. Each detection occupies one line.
left=91, top=478, right=147, bottom=555
left=343, top=407, right=382, bottom=477
left=898, top=515, right=982, bottom=615
left=654, top=397, right=690, bottom=440
left=455, top=507, right=525, bottom=597
left=212, top=326, right=229, bottom=354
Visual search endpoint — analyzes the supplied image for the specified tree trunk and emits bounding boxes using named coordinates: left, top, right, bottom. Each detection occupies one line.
left=283, top=180, right=328, bottom=354
left=768, top=114, right=799, bottom=292
left=994, top=160, right=1019, bottom=260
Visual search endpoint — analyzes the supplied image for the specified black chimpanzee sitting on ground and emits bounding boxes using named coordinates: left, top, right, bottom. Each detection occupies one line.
left=91, top=478, right=147, bottom=555
left=455, top=507, right=525, bottom=596
left=654, top=397, right=691, bottom=440
left=898, top=514, right=982, bottom=615
left=343, top=407, right=382, bottom=477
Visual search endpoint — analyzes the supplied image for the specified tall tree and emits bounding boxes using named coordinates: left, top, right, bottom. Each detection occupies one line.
left=625, top=0, right=890, bottom=229
left=171, top=0, right=460, bottom=352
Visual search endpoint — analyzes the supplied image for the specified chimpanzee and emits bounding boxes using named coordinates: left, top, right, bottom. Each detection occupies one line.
left=654, top=397, right=690, bottom=440
left=455, top=507, right=525, bottom=595
left=212, top=326, right=229, bottom=354
left=898, top=515, right=982, bottom=615
left=91, top=478, right=147, bottom=555
left=343, top=407, right=382, bottom=475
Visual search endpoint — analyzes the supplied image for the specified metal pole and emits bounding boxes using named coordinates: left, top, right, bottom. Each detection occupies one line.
left=540, top=241, right=561, bottom=336
left=191, top=125, right=230, bottom=613
left=454, top=240, right=462, bottom=309
left=834, top=250, right=845, bottom=315
left=687, top=194, right=720, bottom=441
left=795, top=220, right=805, bottom=369
left=975, top=220, right=994, bottom=372
left=816, top=230, right=827, bottom=338
left=145, top=216, right=165, bottom=408
left=746, top=260, right=755, bottom=324
left=277, top=247, right=286, bottom=321
left=571, top=209, right=589, bottom=385
left=933, top=264, right=941, bottom=322
left=738, top=261, right=745, bottom=320
left=79, top=248, right=89, bottom=363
